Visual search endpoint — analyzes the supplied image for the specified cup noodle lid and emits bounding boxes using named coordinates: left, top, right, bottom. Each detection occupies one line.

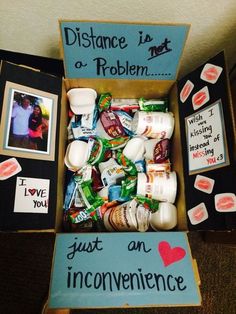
left=67, top=88, right=97, bottom=115
left=64, top=140, right=90, bottom=171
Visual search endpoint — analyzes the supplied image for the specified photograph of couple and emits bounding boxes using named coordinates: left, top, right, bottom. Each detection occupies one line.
left=8, top=90, right=52, bottom=153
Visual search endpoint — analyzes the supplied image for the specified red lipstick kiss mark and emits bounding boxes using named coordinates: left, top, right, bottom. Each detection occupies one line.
left=192, top=86, right=209, bottom=110
left=158, top=241, right=186, bottom=267
left=182, top=84, right=191, bottom=98
left=0, top=161, right=18, bottom=177
left=193, top=92, right=206, bottom=106
left=215, top=193, right=236, bottom=212
left=28, top=189, right=36, bottom=196
left=194, top=175, right=214, bottom=194
left=193, top=206, right=205, bottom=221
left=196, top=179, right=211, bottom=191
left=203, top=67, right=218, bottom=81
left=188, top=202, right=208, bottom=225
left=200, top=63, right=223, bottom=84
left=216, top=196, right=234, bottom=210
left=0, top=158, right=22, bottom=180
left=180, top=80, right=194, bottom=103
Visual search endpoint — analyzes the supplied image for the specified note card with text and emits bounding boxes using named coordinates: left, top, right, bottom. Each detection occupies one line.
left=49, top=232, right=201, bottom=308
left=60, top=21, right=189, bottom=80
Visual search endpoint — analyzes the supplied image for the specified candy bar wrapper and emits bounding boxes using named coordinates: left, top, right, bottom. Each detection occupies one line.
left=63, top=208, right=94, bottom=232
left=135, top=195, right=160, bottom=212
left=63, top=176, right=78, bottom=211
left=108, top=185, right=130, bottom=202
left=67, top=117, right=74, bottom=141
left=138, top=97, right=168, bottom=112
left=71, top=107, right=98, bottom=140
left=98, top=93, right=112, bottom=111
left=110, top=98, right=139, bottom=112
left=117, top=151, right=138, bottom=176
left=135, top=159, right=146, bottom=173
left=115, top=110, right=134, bottom=136
left=81, top=106, right=99, bottom=129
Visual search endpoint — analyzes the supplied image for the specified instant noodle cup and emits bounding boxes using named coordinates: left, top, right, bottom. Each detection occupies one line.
left=149, top=202, right=177, bottom=230
left=131, top=111, right=174, bottom=139
left=103, top=199, right=150, bottom=232
left=67, top=88, right=97, bottom=115
left=64, top=140, right=90, bottom=171
left=137, top=172, right=177, bottom=203
left=123, top=137, right=145, bottom=162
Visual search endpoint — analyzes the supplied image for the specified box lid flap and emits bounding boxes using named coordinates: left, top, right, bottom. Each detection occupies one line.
left=0, top=60, right=62, bottom=231
left=59, top=20, right=189, bottom=81
left=48, top=232, right=201, bottom=308
left=177, top=51, right=236, bottom=231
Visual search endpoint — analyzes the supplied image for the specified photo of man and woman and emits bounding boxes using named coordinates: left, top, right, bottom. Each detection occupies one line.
left=7, top=89, right=52, bottom=154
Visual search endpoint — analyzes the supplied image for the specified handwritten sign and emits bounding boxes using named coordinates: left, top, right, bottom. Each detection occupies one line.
left=185, top=100, right=229, bottom=174
left=49, top=232, right=200, bottom=308
left=60, top=21, right=189, bottom=80
left=14, top=177, right=50, bottom=213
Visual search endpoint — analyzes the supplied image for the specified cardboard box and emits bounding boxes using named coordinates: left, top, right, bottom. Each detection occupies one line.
left=0, top=20, right=235, bottom=308
left=58, top=20, right=236, bottom=233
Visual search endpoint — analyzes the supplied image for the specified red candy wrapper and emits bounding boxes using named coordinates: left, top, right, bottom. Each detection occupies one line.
left=153, top=138, right=170, bottom=163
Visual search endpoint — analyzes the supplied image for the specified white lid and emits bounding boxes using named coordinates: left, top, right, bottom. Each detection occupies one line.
left=123, top=137, right=145, bottom=162
left=64, top=140, right=89, bottom=171
left=67, top=88, right=97, bottom=115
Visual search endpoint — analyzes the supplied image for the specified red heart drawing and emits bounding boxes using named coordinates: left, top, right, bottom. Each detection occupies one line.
left=158, top=241, right=186, bottom=267
left=28, top=189, right=36, bottom=196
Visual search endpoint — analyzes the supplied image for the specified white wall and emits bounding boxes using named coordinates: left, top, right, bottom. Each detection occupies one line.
left=1, top=0, right=236, bottom=77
